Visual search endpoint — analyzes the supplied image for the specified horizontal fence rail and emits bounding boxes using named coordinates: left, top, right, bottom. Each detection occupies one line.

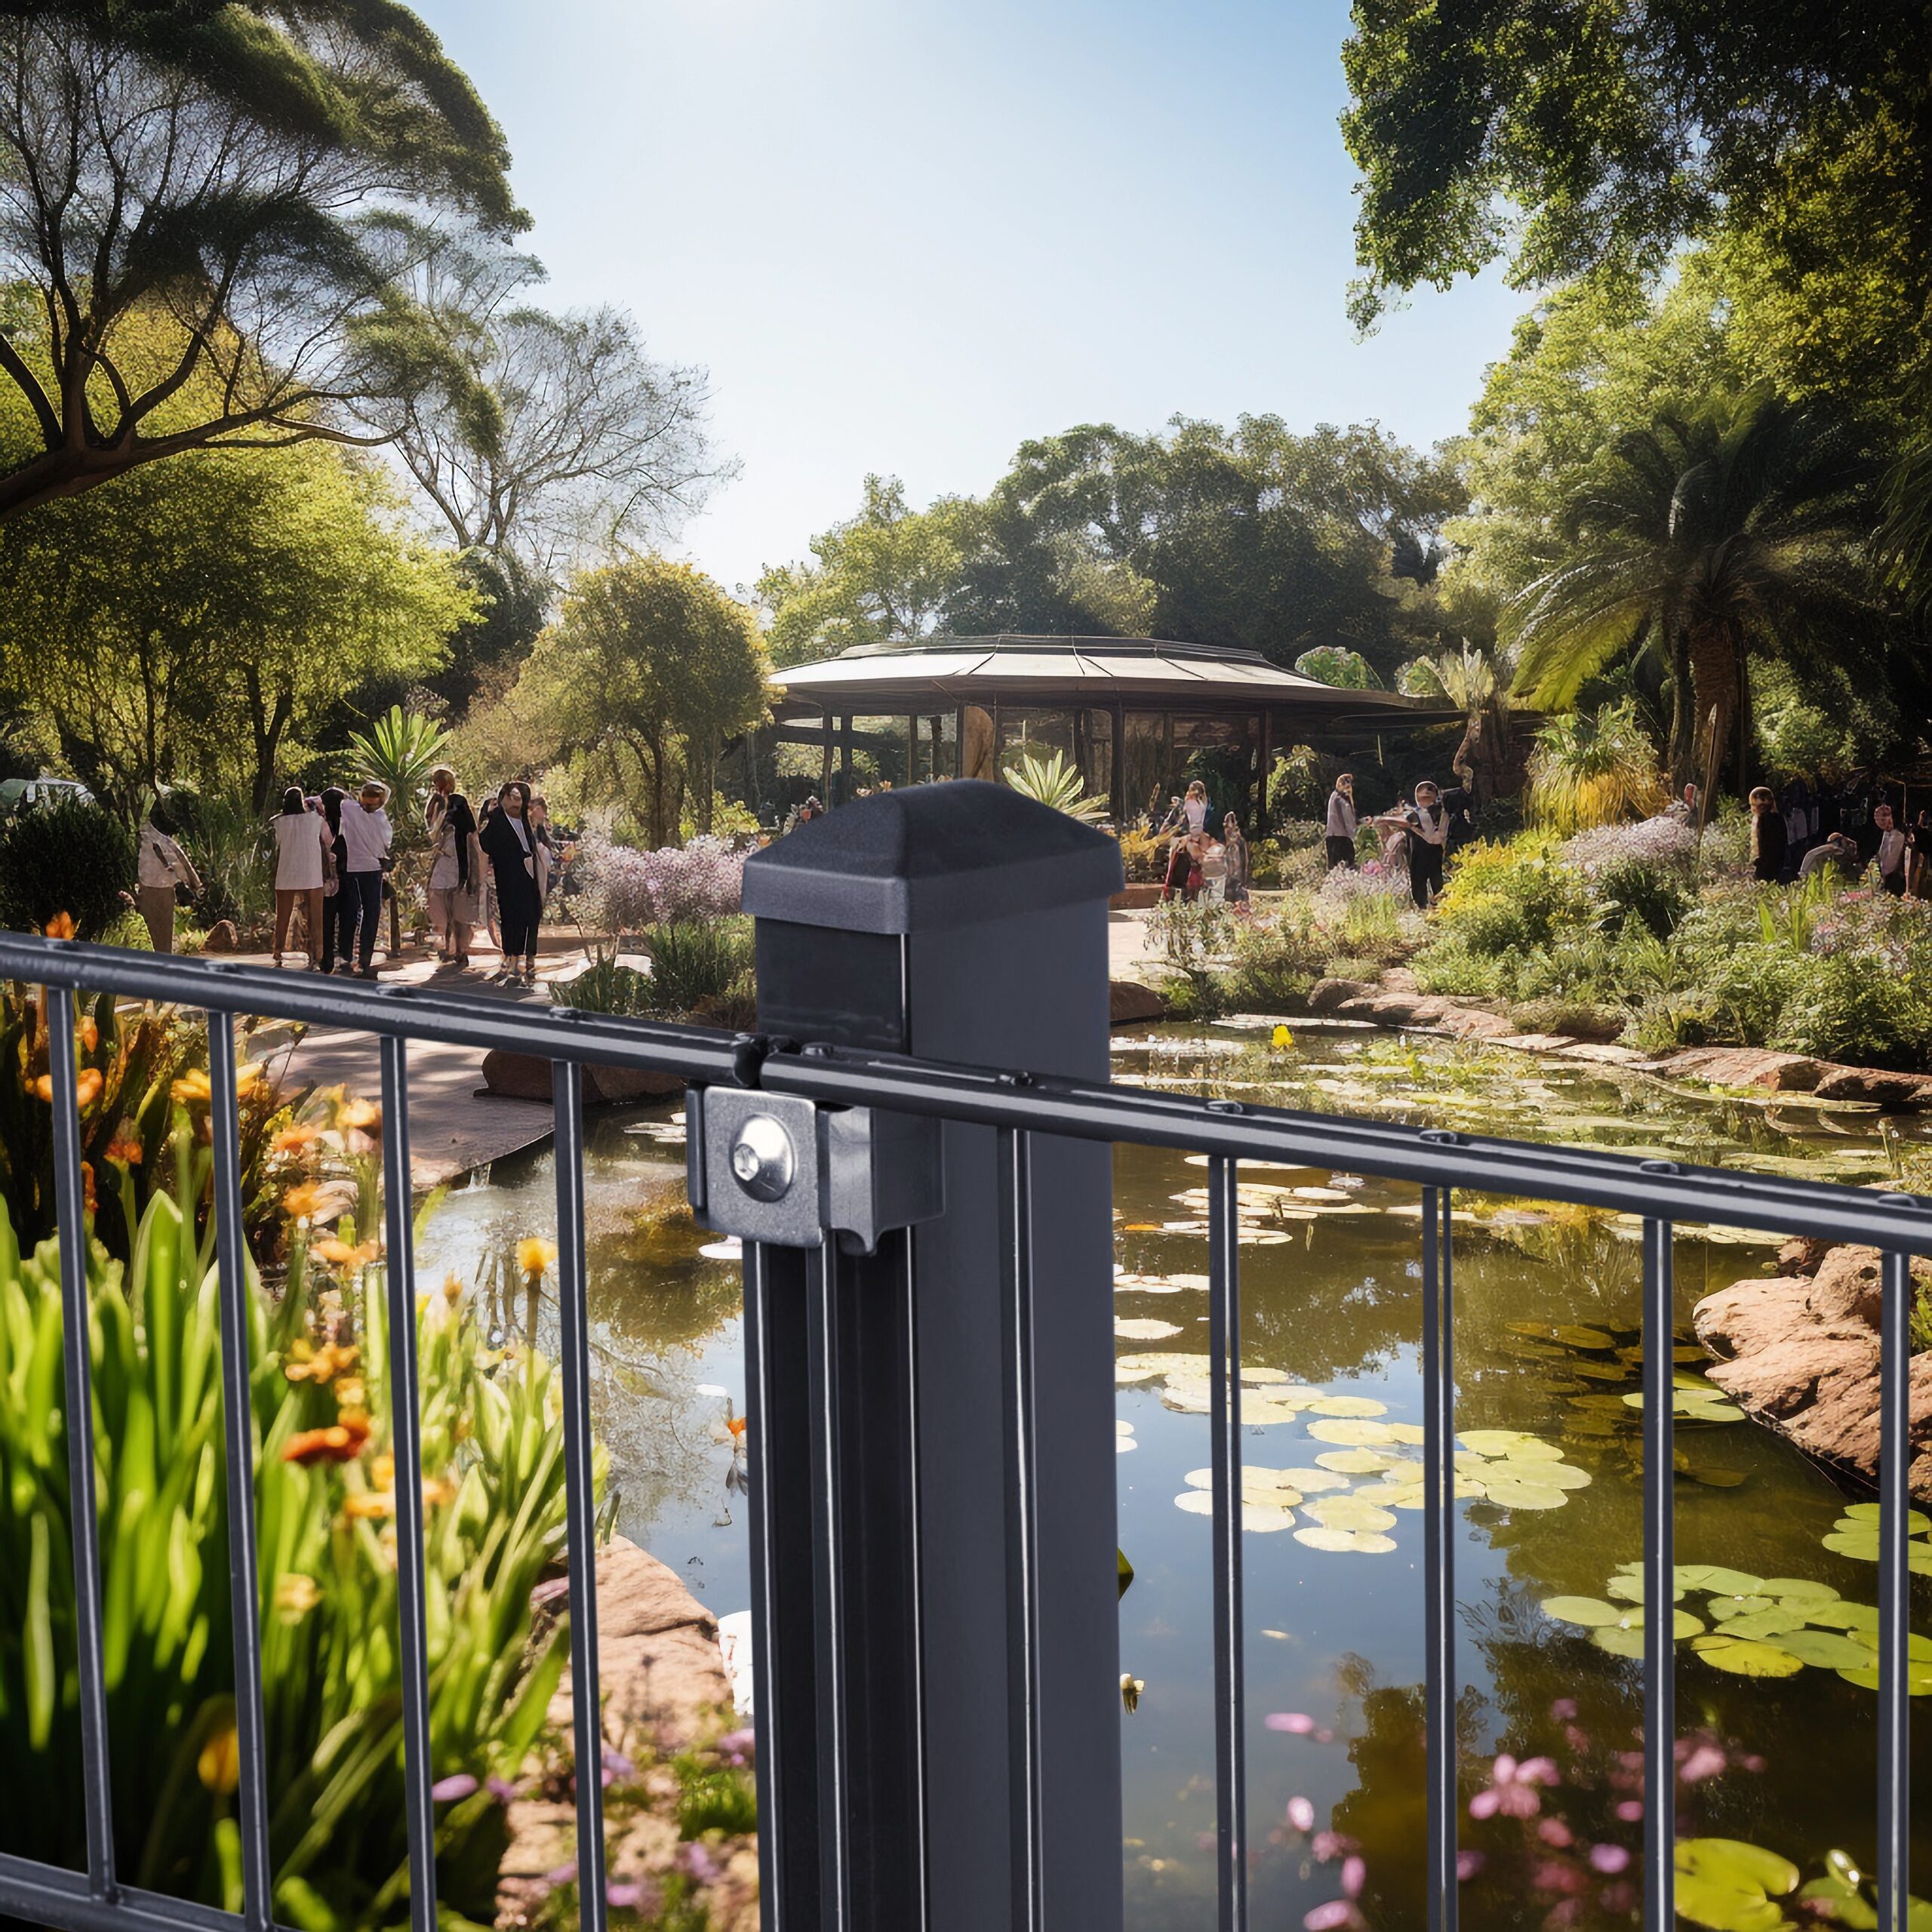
left=0, top=930, right=1921, bottom=1932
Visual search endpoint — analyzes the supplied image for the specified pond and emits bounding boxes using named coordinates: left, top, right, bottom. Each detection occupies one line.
left=415, top=1021, right=1932, bottom=1931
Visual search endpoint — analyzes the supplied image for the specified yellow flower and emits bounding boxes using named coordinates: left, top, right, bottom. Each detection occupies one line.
left=343, top=1491, right=394, bottom=1521
left=274, top=1574, right=321, bottom=1624
left=235, top=1061, right=267, bottom=1099
left=517, top=1238, right=558, bottom=1280
left=171, top=1069, right=212, bottom=1106
left=337, top=1097, right=381, bottom=1131
left=333, top=1376, right=366, bottom=1410
left=371, top=1452, right=396, bottom=1491
left=312, top=1237, right=380, bottom=1269
left=283, top=1340, right=360, bottom=1385
left=442, top=1270, right=465, bottom=1304
left=1270, top=1024, right=1293, bottom=1050
left=197, top=1721, right=240, bottom=1795
left=42, top=912, right=75, bottom=940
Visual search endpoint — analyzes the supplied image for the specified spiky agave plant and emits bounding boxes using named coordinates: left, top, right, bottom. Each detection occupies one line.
left=1001, top=749, right=1107, bottom=824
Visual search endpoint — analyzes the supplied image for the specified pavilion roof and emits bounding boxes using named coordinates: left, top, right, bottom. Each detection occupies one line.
left=769, top=634, right=1460, bottom=728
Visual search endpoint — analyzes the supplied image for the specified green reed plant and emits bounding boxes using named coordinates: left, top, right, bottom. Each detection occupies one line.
left=0, top=1103, right=592, bottom=1930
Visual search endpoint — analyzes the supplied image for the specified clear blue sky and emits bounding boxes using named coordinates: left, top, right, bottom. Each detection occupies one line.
left=410, top=0, right=1531, bottom=596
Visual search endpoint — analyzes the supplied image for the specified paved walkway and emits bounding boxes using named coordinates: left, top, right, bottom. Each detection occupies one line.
left=238, top=932, right=614, bottom=1189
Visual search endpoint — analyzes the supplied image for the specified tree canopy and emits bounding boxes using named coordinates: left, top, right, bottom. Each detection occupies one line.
left=515, top=558, right=770, bottom=846
left=0, top=1, right=521, bottom=518
left=1340, top=0, right=1932, bottom=369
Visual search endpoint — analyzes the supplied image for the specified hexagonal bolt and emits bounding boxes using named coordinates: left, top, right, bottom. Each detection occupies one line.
left=730, top=1112, right=797, bottom=1202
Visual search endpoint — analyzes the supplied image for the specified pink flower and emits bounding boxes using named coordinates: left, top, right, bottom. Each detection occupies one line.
left=1589, top=1844, right=1632, bottom=1875
left=1457, top=1851, right=1487, bottom=1882
left=487, top=1777, right=520, bottom=1803
left=1312, top=1831, right=1358, bottom=1863
left=680, top=1843, right=722, bottom=1886
left=1537, top=1819, right=1574, bottom=1847
left=1468, top=1754, right=1556, bottom=1820
left=1533, top=1861, right=1586, bottom=1897
left=1678, top=1744, right=1727, bottom=1784
left=716, top=1727, right=756, bottom=1764
left=1615, top=1799, right=1644, bottom=1824
left=605, top=1882, right=645, bottom=1909
left=1315, top=1727, right=1337, bottom=1745
left=1341, top=1857, right=1367, bottom=1900
left=1303, top=1905, right=1365, bottom=1932
left=1287, top=1796, right=1316, bottom=1832
left=1266, top=1712, right=1318, bottom=1734
left=430, top=1773, right=478, bottom=1801
left=1549, top=1698, right=1577, bottom=1722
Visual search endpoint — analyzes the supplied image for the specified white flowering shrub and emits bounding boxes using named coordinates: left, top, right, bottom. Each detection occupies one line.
left=577, top=832, right=744, bottom=937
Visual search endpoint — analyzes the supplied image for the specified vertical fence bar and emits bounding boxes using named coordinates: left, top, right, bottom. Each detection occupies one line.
left=1422, top=1187, right=1455, bottom=1932
left=740, top=1240, right=788, bottom=1928
left=1208, top=1157, right=1247, bottom=1932
left=208, top=1016, right=273, bottom=1930
left=806, top=1235, right=851, bottom=1932
left=377, top=1035, right=437, bottom=1932
left=899, top=1231, right=932, bottom=1928
left=1878, top=1248, right=1911, bottom=1932
left=998, top=1126, right=1044, bottom=1932
left=551, top=1061, right=608, bottom=1932
left=1642, top=1219, right=1676, bottom=1930
left=48, top=986, right=116, bottom=1900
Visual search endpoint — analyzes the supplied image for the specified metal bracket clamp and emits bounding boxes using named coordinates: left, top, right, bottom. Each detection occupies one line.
left=688, top=1085, right=944, bottom=1255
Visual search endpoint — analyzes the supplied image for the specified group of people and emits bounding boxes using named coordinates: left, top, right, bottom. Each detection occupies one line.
left=123, top=767, right=562, bottom=982
left=1748, top=783, right=1927, bottom=895
left=1152, top=781, right=1254, bottom=908
left=1326, top=771, right=1472, bottom=909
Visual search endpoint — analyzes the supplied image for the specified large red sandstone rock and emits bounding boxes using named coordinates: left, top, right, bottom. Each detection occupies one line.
left=481, top=1048, right=686, bottom=1106
left=1811, top=1066, right=1932, bottom=1109
left=498, top=1538, right=757, bottom=1930
left=1694, top=1246, right=1932, bottom=1503
left=1307, top=978, right=1375, bottom=1014
left=1109, top=979, right=1168, bottom=1025
left=1661, top=1047, right=1826, bottom=1091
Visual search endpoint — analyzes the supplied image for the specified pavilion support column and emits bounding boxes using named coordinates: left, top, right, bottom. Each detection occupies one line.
left=820, top=712, right=834, bottom=802
left=1258, top=708, right=1273, bottom=835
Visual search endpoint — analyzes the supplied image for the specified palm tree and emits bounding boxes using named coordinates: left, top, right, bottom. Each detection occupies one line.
left=1404, top=642, right=1525, bottom=803
left=1506, top=386, right=1882, bottom=786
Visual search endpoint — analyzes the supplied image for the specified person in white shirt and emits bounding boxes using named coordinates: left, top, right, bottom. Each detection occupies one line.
left=1874, top=802, right=1907, bottom=897
left=271, top=787, right=333, bottom=967
left=1182, top=780, right=1211, bottom=835
left=1325, top=774, right=1359, bottom=870
left=337, top=781, right=393, bottom=977
left=136, top=802, right=200, bottom=953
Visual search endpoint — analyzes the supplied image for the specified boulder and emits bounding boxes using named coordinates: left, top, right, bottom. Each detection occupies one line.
left=1812, top=1065, right=1932, bottom=1109
left=1109, top=884, right=1165, bottom=910
left=481, top=1048, right=685, bottom=1106
left=1109, top=978, right=1169, bottom=1026
left=1380, top=967, right=1420, bottom=993
left=1307, top=978, right=1374, bottom=1014
left=1694, top=1251, right=1932, bottom=1503
left=200, top=919, right=239, bottom=953
left=1659, top=1047, right=1826, bottom=1092
left=1499, top=1033, right=1580, bottom=1054
left=1439, top=1005, right=1517, bottom=1041
left=499, top=1537, right=758, bottom=1931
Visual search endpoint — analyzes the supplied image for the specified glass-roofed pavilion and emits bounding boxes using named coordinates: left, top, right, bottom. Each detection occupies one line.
left=766, top=634, right=1461, bottom=828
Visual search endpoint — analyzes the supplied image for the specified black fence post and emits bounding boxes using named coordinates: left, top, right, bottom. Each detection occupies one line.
left=740, top=782, right=1126, bottom=1932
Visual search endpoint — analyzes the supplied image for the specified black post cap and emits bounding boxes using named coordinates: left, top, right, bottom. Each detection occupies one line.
left=742, top=782, right=1124, bottom=934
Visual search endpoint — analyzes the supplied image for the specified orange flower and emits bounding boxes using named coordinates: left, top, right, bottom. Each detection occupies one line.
left=30, top=1075, right=53, bottom=1103
left=197, top=1721, right=239, bottom=1795
left=343, top=1491, right=394, bottom=1521
left=78, top=1017, right=98, bottom=1053
left=516, top=1237, right=558, bottom=1279
left=725, top=1414, right=747, bottom=1440
left=103, top=1128, right=142, bottom=1167
left=441, top=1270, right=465, bottom=1303
left=74, top=1068, right=102, bottom=1110
left=337, top=1098, right=380, bottom=1131
left=42, top=912, right=75, bottom=940
left=80, top=1161, right=97, bottom=1213
left=282, top=1182, right=328, bottom=1221
left=281, top=1415, right=373, bottom=1465
left=284, top=1340, right=360, bottom=1385
left=171, top=1069, right=212, bottom=1106
left=312, top=1237, right=380, bottom=1269
left=274, top=1124, right=324, bottom=1154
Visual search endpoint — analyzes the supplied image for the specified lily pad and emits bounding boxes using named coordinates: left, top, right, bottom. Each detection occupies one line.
left=1690, top=1637, right=1805, bottom=1678
left=1592, top=1623, right=1647, bottom=1658
left=1315, top=1449, right=1395, bottom=1475
left=1306, top=1497, right=1398, bottom=1534
left=1777, top=1629, right=1879, bottom=1670
left=1174, top=1491, right=1298, bottom=1531
left=1708, top=1595, right=1777, bottom=1622
left=1294, top=1526, right=1398, bottom=1555
left=1385, top=1423, right=1427, bottom=1445
left=1718, top=1608, right=1809, bottom=1642
left=1823, top=1531, right=1881, bottom=1564
left=1481, top=1478, right=1570, bottom=1510
left=1307, top=1395, right=1389, bottom=1418
left=1277, top=1466, right=1353, bottom=1494
left=1542, top=1595, right=1622, bottom=1629
left=1759, top=1577, right=1839, bottom=1605
left=1841, top=1501, right=1931, bottom=1535
left=1306, top=1419, right=1400, bottom=1446
left=1835, top=1660, right=1932, bottom=1695
left=1675, top=1838, right=1801, bottom=1932
left=1677, top=1566, right=1766, bottom=1598
left=1491, top=1459, right=1592, bottom=1490
left=1115, top=1318, right=1184, bottom=1340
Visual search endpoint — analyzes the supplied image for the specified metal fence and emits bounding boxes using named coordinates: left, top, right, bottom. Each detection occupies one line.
left=0, top=781, right=1926, bottom=1932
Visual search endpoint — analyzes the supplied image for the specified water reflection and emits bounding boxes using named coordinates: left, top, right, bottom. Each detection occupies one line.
left=414, top=1026, right=1929, bottom=1930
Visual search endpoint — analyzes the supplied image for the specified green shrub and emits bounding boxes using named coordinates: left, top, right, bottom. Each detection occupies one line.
left=550, top=953, right=658, bottom=1017
left=179, top=791, right=275, bottom=937
left=1774, top=952, right=1932, bottom=1071
left=1223, top=909, right=1329, bottom=1011
left=1430, top=836, right=1593, bottom=958
left=1592, top=855, right=1689, bottom=938
left=0, top=1141, right=583, bottom=1924
left=645, top=918, right=756, bottom=1020
left=1626, top=990, right=1718, bottom=1054
left=0, top=796, right=133, bottom=939
left=1412, top=937, right=1509, bottom=1000
left=1694, top=941, right=1802, bottom=1049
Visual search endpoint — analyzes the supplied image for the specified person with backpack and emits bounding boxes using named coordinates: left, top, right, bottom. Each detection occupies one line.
left=136, top=801, right=200, bottom=953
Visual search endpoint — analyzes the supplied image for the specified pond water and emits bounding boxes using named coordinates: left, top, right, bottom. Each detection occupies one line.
left=415, top=1022, right=1932, bottom=1931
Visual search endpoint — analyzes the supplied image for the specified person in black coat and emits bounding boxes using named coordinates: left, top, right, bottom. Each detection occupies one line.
left=478, top=780, right=544, bottom=984
left=1749, top=786, right=1789, bottom=884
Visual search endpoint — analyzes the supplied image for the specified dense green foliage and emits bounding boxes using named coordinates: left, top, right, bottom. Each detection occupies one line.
left=0, top=1115, right=581, bottom=1927
left=0, top=797, right=131, bottom=939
